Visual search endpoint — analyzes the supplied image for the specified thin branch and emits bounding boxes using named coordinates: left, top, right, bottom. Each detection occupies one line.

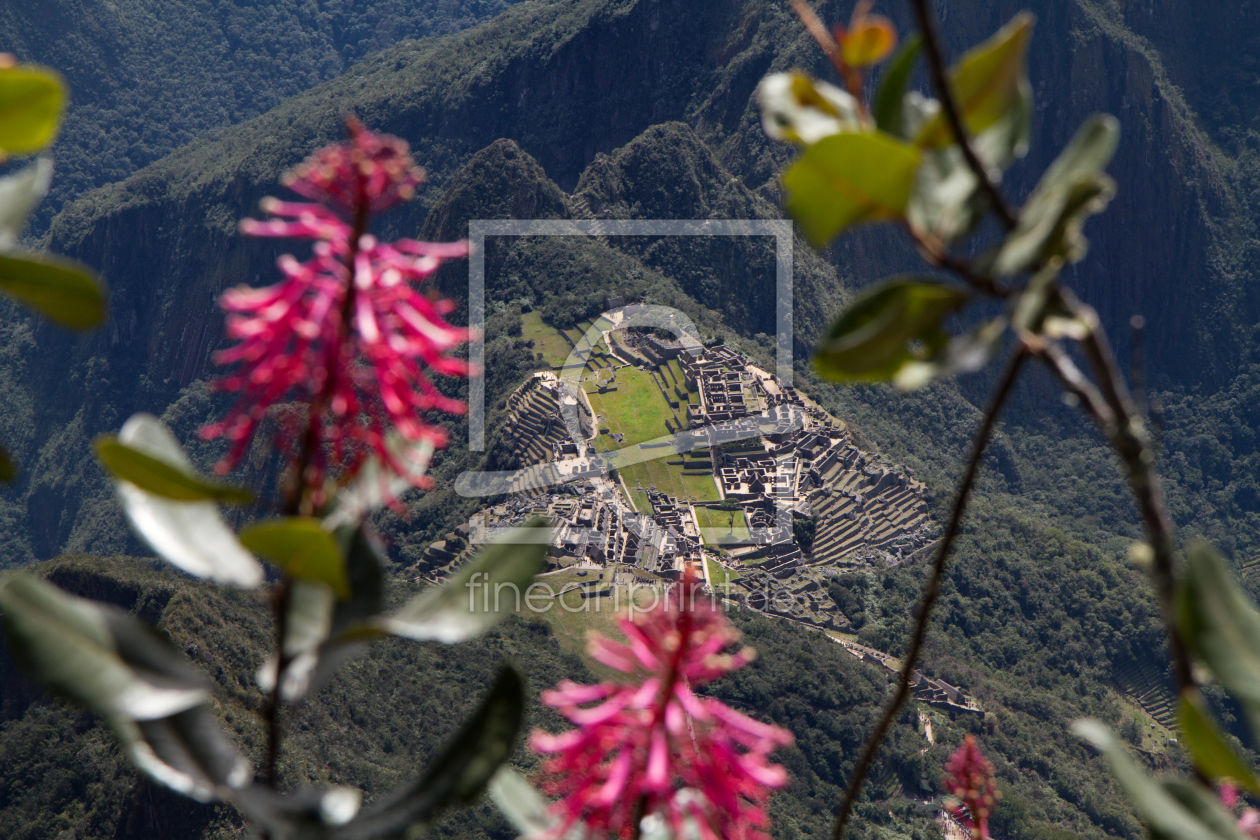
left=265, top=120, right=374, bottom=791
left=831, top=347, right=1029, bottom=840
left=263, top=581, right=292, bottom=789
left=904, top=222, right=1009, bottom=297
left=1022, top=332, right=1114, bottom=429
left=1130, top=315, right=1147, bottom=420
left=790, top=0, right=849, bottom=88
left=1054, top=291, right=1195, bottom=694
left=908, top=0, right=1017, bottom=231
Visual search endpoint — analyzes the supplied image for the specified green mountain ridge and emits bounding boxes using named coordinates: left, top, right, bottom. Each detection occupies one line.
left=0, top=131, right=1183, bottom=840
left=0, top=0, right=529, bottom=231
left=0, top=0, right=1258, bottom=838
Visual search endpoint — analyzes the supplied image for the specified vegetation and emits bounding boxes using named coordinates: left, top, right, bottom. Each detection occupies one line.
left=0, top=552, right=1153, bottom=840
left=0, top=0, right=527, bottom=231
left=0, top=0, right=1259, bottom=837
left=695, top=507, right=752, bottom=543
left=584, top=366, right=673, bottom=448
left=519, top=310, right=572, bottom=369
left=753, top=2, right=1260, bottom=839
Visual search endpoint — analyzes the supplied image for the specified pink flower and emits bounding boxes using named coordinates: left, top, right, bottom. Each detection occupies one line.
left=942, top=735, right=999, bottom=839
left=202, top=119, right=471, bottom=496
left=531, top=571, right=794, bottom=840
left=1219, top=782, right=1260, bottom=837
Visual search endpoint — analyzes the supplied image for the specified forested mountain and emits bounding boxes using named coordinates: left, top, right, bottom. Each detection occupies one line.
left=11, top=0, right=1258, bottom=560
left=1, top=0, right=1259, bottom=839
left=0, top=0, right=526, bottom=230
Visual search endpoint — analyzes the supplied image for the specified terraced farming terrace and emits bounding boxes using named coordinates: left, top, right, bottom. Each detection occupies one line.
left=429, top=304, right=940, bottom=635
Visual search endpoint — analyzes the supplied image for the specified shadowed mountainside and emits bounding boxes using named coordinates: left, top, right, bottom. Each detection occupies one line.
left=0, top=0, right=528, bottom=230
left=0, top=1, right=1255, bottom=837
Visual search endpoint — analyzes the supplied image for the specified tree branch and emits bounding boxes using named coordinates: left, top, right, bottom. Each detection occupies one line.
left=908, top=0, right=1018, bottom=231
left=263, top=581, right=291, bottom=790
left=1021, top=332, right=1114, bottom=428
left=1048, top=290, right=1195, bottom=695
left=265, top=120, right=374, bottom=792
left=789, top=0, right=849, bottom=90
left=904, top=222, right=1009, bottom=297
left=831, top=347, right=1028, bottom=840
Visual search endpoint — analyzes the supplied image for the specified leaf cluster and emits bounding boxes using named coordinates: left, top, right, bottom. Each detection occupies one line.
left=1, top=410, right=552, bottom=839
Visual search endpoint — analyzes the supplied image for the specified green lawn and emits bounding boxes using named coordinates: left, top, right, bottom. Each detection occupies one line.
left=619, top=459, right=720, bottom=510
left=694, top=507, right=751, bottom=543
left=585, top=366, right=675, bottom=446
left=706, top=558, right=739, bottom=591
left=521, top=310, right=574, bottom=368
left=665, top=358, right=689, bottom=387
left=589, top=365, right=720, bottom=509
left=527, top=569, right=664, bottom=676
left=572, top=318, right=600, bottom=346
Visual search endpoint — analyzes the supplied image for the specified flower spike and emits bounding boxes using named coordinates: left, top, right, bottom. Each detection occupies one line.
left=532, top=569, right=793, bottom=840
left=203, top=119, right=471, bottom=500
left=942, top=735, right=999, bottom=839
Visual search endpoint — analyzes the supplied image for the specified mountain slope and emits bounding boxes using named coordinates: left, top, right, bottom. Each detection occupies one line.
left=0, top=0, right=528, bottom=230
left=8, top=127, right=1179, bottom=840
left=33, top=0, right=1252, bottom=388
left=0, top=1, right=1254, bottom=838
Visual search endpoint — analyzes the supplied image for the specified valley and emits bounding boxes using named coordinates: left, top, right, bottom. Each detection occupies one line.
left=0, top=0, right=1250, bottom=838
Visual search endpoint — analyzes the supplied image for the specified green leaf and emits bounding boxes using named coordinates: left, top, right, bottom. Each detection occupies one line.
left=916, top=13, right=1035, bottom=149
left=323, top=436, right=434, bottom=531
left=488, top=767, right=559, bottom=839
left=232, top=785, right=363, bottom=839
left=378, top=519, right=549, bottom=644
left=907, top=46, right=1031, bottom=243
left=1179, top=543, right=1260, bottom=740
left=1178, top=691, right=1260, bottom=794
left=757, top=71, right=862, bottom=146
left=994, top=115, right=1119, bottom=275
left=972, top=75, right=1032, bottom=172
left=1162, top=781, right=1254, bottom=840
left=241, top=518, right=349, bottom=600
left=330, top=524, right=388, bottom=638
left=0, top=252, right=105, bottom=329
left=96, top=439, right=253, bottom=504
left=783, top=131, right=922, bottom=247
left=1008, top=265, right=1095, bottom=340
left=256, top=578, right=337, bottom=701
left=0, top=158, right=51, bottom=250
left=0, top=574, right=251, bottom=801
left=892, top=316, right=1008, bottom=390
left=874, top=35, right=922, bottom=139
left=132, top=706, right=254, bottom=803
left=306, top=526, right=389, bottom=694
left=335, top=664, right=527, bottom=840
left=0, top=573, right=209, bottom=721
left=0, top=67, right=65, bottom=154
left=1073, top=719, right=1240, bottom=840
left=907, top=145, right=984, bottom=243
left=110, top=414, right=263, bottom=588
left=814, top=278, right=969, bottom=383
left=259, top=525, right=391, bottom=703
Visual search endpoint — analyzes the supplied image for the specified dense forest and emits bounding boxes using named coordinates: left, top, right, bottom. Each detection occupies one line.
left=0, top=0, right=526, bottom=230
left=1, top=0, right=1260, bottom=839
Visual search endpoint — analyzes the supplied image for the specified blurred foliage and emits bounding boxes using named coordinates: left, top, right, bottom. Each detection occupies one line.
left=2, top=0, right=1260, bottom=838
left=0, top=553, right=1156, bottom=840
